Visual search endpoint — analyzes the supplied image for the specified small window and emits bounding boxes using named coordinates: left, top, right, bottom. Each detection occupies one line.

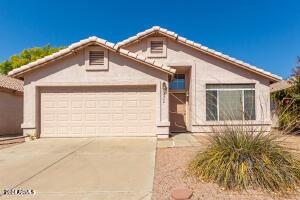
left=150, top=41, right=163, bottom=54
left=89, top=51, right=104, bottom=65
left=170, top=74, right=185, bottom=90
left=206, top=84, right=256, bottom=121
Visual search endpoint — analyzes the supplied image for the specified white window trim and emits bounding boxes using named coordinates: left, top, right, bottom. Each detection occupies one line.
left=206, top=85, right=256, bottom=121
left=217, top=90, right=220, bottom=121
left=147, top=37, right=167, bottom=58
left=85, top=46, right=108, bottom=71
left=206, top=88, right=255, bottom=91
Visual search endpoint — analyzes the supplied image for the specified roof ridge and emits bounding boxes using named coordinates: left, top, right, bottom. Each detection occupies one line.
left=117, top=26, right=282, bottom=81
left=8, top=36, right=175, bottom=77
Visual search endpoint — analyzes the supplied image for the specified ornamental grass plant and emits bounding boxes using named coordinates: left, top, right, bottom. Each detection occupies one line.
left=189, top=125, right=300, bottom=193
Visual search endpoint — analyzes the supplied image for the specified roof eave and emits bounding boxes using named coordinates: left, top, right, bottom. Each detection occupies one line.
left=9, top=37, right=175, bottom=78
left=182, top=42, right=281, bottom=82
left=118, top=27, right=282, bottom=82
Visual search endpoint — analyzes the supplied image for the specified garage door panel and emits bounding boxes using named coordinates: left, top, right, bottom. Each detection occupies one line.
left=97, top=100, right=111, bottom=108
left=126, top=113, right=138, bottom=120
left=57, top=100, right=69, bottom=108
left=57, top=127, right=69, bottom=134
left=86, top=113, right=97, bottom=121
left=43, top=113, right=56, bottom=122
left=96, top=126, right=110, bottom=135
left=85, top=127, right=97, bottom=135
left=97, top=114, right=112, bottom=122
left=71, top=101, right=83, bottom=108
left=126, top=100, right=138, bottom=107
left=43, top=127, right=57, bottom=135
left=71, top=126, right=83, bottom=135
left=40, top=86, right=156, bottom=137
left=57, top=113, right=69, bottom=121
left=71, top=113, right=83, bottom=121
left=86, top=100, right=97, bottom=108
left=127, top=128, right=138, bottom=135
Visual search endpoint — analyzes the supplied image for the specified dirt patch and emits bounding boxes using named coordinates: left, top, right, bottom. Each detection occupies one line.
left=279, top=134, right=300, bottom=153
left=153, top=144, right=300, bottom=200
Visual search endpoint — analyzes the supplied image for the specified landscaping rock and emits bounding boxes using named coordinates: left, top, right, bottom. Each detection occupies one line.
left=171, top=187, right=193, bottom=200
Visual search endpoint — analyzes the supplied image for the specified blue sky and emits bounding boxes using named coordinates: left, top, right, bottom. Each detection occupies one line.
left=0, top=0, right=299, bottom=79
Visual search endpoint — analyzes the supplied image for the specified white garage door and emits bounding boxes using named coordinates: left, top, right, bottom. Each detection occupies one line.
left=40, top=86, right=156, bottom=137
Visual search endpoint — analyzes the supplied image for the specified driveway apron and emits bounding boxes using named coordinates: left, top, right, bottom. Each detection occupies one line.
left=0, top=137, right=156, bottom=200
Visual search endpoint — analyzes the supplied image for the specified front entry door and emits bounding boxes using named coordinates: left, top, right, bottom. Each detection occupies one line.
left=170, top=93, right=187, bottom=132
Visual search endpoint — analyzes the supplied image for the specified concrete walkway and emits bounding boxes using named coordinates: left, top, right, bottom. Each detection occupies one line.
left=157, top=133, right=201, bottom=148
left=0, top=137, right=156, bottom=200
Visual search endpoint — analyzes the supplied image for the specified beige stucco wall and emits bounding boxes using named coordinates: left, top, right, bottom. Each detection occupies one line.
left=0, top=88, right=23, bottom=135
left=125, top=35, right=272, bottom=132
left=22, top=45, right=170, bottom=137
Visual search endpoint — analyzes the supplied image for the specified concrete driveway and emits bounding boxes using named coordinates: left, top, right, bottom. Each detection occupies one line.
left=0, top=137, right=156, bottom=200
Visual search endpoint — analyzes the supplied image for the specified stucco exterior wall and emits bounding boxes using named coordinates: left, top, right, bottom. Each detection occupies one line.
left=125, top=36, right=272, bottom=132
left=22, top=46, right=170, bottom=137
left=0, top=88, right=23, bottom=135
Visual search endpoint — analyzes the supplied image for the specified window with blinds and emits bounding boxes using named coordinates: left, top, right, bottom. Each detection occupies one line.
left=206, top=84, right=256, bottom=121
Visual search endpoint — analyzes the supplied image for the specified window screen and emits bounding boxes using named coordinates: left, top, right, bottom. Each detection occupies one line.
left=206, top=84, right=255, bottom=121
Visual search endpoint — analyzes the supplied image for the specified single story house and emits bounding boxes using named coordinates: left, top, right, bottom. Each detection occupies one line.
left=0, top=74, right=23, bottom=135
left=8, top=26, right=281, bottom=138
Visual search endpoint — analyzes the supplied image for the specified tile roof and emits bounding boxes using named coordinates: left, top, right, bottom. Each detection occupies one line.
left=270, top=80, right=293, bottom=93
left=8, top=36, right=176, bottom=77
left=0, top=74, right=23, bottom=92
left=117, top=26, right=282, bottom=82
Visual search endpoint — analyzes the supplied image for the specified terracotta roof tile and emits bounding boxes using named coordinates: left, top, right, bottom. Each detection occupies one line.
left=117, top=26, right=282, bottom=81
left=270, top=80, right=293, bottom=92
left=0, top=74, right=23, bottom=92
left=8, top=36, right=175, bottom=77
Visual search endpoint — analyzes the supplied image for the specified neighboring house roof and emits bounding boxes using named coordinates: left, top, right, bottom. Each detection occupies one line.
left=0, top=74, right=23, bottom=92
left=8, top=36, right=176, bottom=78
left=270, top=80, right=293, bottom=93
left=117, top=26, right=282, bottom=82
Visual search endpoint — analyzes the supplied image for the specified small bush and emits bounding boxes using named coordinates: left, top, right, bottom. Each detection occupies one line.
left=271, top=62, right=300, bottom=132
left=189, top=127, right=300, bottom=193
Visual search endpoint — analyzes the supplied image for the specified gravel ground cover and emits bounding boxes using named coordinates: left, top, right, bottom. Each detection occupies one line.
left=152, top=134, right=300, bottom=200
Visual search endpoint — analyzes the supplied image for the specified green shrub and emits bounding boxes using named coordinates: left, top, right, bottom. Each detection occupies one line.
left=189, top=127, right=300, bottom=193
left=271, top=62, right=300, bottom=132
left=0, top=45, right=65, bottom=75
